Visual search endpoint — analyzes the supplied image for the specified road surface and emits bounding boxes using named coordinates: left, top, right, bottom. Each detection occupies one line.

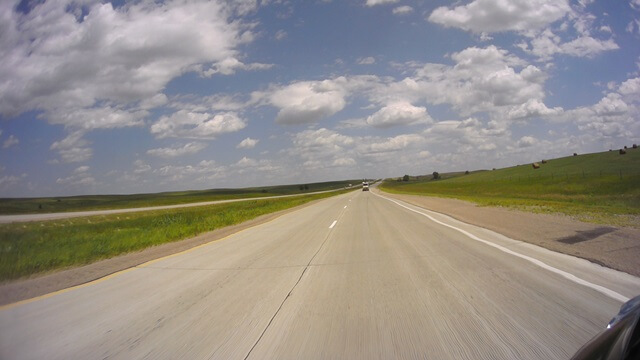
left=2, top=190, right=639, bottom=359
left=0, top=188, right=350, bottom=224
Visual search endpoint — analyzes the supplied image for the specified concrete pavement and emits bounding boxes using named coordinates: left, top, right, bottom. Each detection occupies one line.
left=2, top=190, right=639, bottom=359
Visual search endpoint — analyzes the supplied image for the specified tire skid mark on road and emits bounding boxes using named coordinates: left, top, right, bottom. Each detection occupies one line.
left=374, top=192, right=629, bottom=303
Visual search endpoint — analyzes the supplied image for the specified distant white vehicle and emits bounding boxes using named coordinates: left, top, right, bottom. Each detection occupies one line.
left=362, top=182, right=369, bottom=191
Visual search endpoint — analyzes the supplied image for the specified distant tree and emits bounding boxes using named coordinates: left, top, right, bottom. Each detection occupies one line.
left=465, top=170, right=469, bottom=175
left=432, top=171, right=440, bottom=180
left=304, top=185, right=309, bottom=190
left=299, top=185, right=304, bottom=191
left=402, top=174, right=410, bottom=182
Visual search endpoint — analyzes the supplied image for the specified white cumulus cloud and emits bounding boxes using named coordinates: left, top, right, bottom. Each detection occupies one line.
left=275, top=30, right=288, bottom=41
left=517, top=136, right=538, bottom=148
left=362, top=134, right=424, bottom=153
left=366, top=102, right=431, bottom=128
left=591, top=93, right=629, bottom=116
left=365, top=0, right=400, bottom=7
left=523, top=32, right=619, bottom=60
left=267, top=80, right=348, bottom=124
left=50, top=131, right=93, bottom=163
left=202, top=57, right=273, bottom=77
left=618, top=77, right=640, bottom=99
left=46, top=107, right=148, bottom=130
left=133, top=160, right=151, bottom=174
left=56, top=166, right=96, bottom=186
left=399, top=46, right=546, bottom=116
left=151, top=110, right=246, bottom=139
left=332, top=157, right=356, bottom=166
left=293, top=128, right=355, bottom=151
left=236, top=137, right=259, bottom=149
left=0, top=0, right=255, bottom=126
left=3, top=135, right=19, bottom=149
left=358, top=57, right=376, bottom=65
left=428, top=0, right=571, bottom=34
left=393, top=6, right=413, bottom=15
left=147, top=142, right=207, bottom=158
left=508, top=99, right=563, bottom=119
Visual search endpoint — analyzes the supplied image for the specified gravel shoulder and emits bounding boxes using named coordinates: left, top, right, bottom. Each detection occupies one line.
left=377, top=189, right=640, bottom=278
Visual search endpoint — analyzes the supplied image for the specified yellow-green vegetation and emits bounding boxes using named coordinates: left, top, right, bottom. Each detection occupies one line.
left=381, top=149, right=640, bottom=228
left=0, top=180, right=358, bottom=215
left=0, top=189, right=353, bottom=281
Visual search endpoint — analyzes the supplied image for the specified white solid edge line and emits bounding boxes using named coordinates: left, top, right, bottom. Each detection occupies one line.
left=329, top=220, right=337, bottom=229
left=375, top=193, right=629, bottom=303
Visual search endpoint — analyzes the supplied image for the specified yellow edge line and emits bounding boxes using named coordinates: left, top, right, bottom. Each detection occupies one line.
left=0, top=209, right=293, bottom=312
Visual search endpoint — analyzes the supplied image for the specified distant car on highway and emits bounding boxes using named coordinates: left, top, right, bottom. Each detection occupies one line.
left=362, top=182, right=369, bottom=191
left=571, top=295, right=640, bottom=360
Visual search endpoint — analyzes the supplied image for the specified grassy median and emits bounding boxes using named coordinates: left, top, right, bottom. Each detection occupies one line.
left=0, top=180, right=359, bottom=215
left=0, top=189, right=352, bottom=282
left=381, top=149, right=640, bottom=227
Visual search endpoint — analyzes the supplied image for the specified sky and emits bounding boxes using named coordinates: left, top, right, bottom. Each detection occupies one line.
left=0, top=0, right=639, bottom=197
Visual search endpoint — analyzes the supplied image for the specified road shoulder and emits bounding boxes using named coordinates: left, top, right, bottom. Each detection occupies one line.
left=377, top=190, right=640, bottom=277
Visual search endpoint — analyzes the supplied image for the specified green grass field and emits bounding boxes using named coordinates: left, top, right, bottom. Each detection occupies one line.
left=0, top=189, right=354, bottom=281
left=0, top=180, right=359, bottom=215
left=381, top=149, right=640, bottom=227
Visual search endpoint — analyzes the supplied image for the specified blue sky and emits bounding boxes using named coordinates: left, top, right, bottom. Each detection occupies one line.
left=1, top=0, right=639, bottom=197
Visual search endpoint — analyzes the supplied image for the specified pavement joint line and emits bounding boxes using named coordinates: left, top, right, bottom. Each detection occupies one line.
left=374, top=192, right=630, bottom=303
left=243, top=195, right=351, bottom=360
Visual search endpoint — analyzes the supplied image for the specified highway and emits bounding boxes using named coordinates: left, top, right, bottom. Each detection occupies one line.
left=0, top=188, right=350, bottom=224
left=2, top=190, right=639, bottom=359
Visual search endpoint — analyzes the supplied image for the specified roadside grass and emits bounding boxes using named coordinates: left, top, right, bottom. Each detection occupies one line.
left=0, top=189, right=353, bottom=282
left=381, top=149, right=640, bottom=228
left=0, top=179, right=359, bottom=215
